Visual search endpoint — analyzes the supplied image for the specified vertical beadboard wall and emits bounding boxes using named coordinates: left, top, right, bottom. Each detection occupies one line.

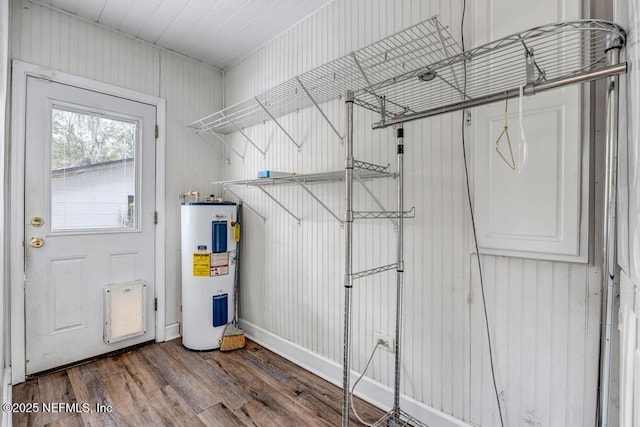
left=616, top=0, right=640, bottom=291
left=10, top=0, right=225, bottom=327
left=224, top=1, right=602, bottom=426
left=159, top=52, right=224, bottom=326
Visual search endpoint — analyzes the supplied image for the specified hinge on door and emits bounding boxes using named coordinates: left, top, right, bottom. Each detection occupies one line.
left=155, top=125, right=159, bottom=139
left=154, top=298, right=158, bottom=311
left=154, top=211, right=158, bottom=224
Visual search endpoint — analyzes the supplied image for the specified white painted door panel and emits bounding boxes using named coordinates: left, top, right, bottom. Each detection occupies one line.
left=472, top=0, right=587, bottom=261
left=25, top=77, right=156, bottom=374
left=473, top=0, right=578, bottom=44
left=474, top=88, right=583, bottom=258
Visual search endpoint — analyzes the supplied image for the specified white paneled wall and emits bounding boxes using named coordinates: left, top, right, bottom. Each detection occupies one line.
left=225, top=0, right=603, bottom=426
left=10, top=0, right=224, bottom=326
left=616, top=0, right=640, bottom=289
left=159, top=52, right=224, bottom=325
left=12, top=1, right=160, bottom=96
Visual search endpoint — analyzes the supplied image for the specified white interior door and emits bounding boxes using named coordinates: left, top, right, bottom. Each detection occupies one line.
left=471, top=0, right=587, bottom=262
left=24, top=76, right=157, bottom=375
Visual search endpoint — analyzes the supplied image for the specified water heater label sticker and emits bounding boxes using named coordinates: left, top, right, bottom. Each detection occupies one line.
left=193, top=253, right=211, bottom=277
left=210, top=253, right=229, bottom=276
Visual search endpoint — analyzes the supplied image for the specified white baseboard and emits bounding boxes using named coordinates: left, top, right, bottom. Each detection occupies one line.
left=240, top=320, right=474, bottom=427
left=164, top=323, right=181, bottom=341
left=3, top=367, right=11, bottom=427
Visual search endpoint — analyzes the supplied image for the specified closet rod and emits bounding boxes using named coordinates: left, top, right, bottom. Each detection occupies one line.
left=371, top=62, right=627, bottom=129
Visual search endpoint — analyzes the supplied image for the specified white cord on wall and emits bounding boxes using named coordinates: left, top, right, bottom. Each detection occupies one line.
left=350, top=341, right=384, bottom=426
left=518, top=84, right=529, bottom=171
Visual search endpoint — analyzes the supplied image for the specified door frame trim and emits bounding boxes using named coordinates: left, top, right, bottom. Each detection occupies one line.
left=10, top=60, right=167, bottom=384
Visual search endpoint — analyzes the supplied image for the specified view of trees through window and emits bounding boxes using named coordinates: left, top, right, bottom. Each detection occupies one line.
left=51, top=108, right=136, bottom=170
left=50, top=107, right=138, bottom=231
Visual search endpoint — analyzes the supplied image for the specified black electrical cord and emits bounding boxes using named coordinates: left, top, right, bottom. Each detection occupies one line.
left=460, top=1, right=505, bottom=426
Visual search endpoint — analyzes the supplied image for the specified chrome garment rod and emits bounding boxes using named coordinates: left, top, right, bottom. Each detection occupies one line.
left=372, top=63, right=627, bottom=130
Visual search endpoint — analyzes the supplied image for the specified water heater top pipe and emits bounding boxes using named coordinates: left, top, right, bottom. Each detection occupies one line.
left=180, top=191, right=201, bottom=203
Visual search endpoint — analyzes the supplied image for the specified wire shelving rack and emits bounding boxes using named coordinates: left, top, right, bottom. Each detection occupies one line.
left=343, top=17, right=626, bottom=427
left=188, top=15, right=627, bottom=427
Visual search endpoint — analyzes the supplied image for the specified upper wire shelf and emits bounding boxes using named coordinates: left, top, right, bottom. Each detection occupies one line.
left=187, top=16, right=459, bottom=136
left=188, top=18, right=625, bottom=138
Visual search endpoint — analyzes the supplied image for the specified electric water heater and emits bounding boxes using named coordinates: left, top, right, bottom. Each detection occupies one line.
left=180, top=201, right=237, bottom=350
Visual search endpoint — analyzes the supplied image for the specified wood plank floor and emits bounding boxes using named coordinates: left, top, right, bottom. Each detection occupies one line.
left=12, top=339, right=384, bottom=426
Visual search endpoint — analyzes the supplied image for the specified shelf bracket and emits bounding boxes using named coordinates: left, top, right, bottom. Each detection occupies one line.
left=351, top=52, right=384, bottom=112
left=295, top=76, right=344, bottom=142
left=435, top=22, right=462, bottom=97
left=353, top=170, right=397, bottom=228
left=525, top=47, right=537, bottom=84
left=351, top=263, right=398, bottom=280
left=352, top=207, right=415, bottom=219
left=351, top=52, right=373, bottom=87
left=520, top=41, right=546, bottom=83
left=222, top=186, right=266, bottom=223
left=254, top=97, right=303, bottom=150
left=293, top=176, right=344, bottom=224
left=220, top=111, right=267, bottom=156
left=353, top=160, right=390, bottom=173
left=207, top=128, right=246, bottom=160
left=256, top=186, right=301, bottom=224
left=434, top=73, right=472, bottom=101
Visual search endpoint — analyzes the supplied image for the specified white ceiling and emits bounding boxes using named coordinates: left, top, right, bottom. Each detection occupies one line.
left=34, top=0, right=334, bottom=69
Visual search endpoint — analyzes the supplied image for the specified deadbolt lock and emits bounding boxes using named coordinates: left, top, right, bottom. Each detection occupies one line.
left=31, top=217, right=44, bottom=227
left=30, top=238, right=44, bottom=248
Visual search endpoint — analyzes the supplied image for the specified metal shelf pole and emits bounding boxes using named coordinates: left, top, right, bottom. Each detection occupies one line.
left=393, top=125, right=405, bottom=416
left=597, top=42, right=621, bottom=427
left=342, top=90, right=355, bottom=427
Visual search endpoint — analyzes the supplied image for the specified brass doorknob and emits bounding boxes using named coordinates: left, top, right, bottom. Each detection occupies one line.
left=30, top=217, right=44, bottom=227
left=30, top=238, right=44, bottom=248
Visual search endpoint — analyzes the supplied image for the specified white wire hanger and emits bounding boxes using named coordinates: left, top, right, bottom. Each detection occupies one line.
left=495, top=92, right=516, bottom=170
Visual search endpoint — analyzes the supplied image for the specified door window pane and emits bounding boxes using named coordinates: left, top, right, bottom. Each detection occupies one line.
left=50, top=107, right=138, bottom=231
